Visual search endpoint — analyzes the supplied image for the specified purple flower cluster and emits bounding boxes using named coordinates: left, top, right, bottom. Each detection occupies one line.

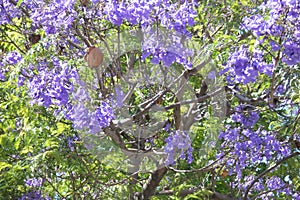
left=276, top=84, right=285, bottom=95
left=266, top=176, right=286, bottom=190
left=164, top=130, right=193, bottom=165
left=0, top=61, right=6, bottom=81
left=10, top=0, right=196, bottom=37
left=68, top=102, right=92, bottom=130
left=235, top=175, right=300, bottom=199
left=242, top=0, right=300, bottom=66
left=2, top=0, right=197, bottom=72
left=282, top=39, right=300, bottom=65
left=104, top=0, right=196, bottom=33
left=0, top=72, right=5, bottom=81
left=232, top=106, right=260, bottom=128
left=222, top=46, right=273, bottom=84
left=25, top=57, right=77, bottom=108
left=263, top=0, right=300, bottom=21
left=96, top=101, right=115, bottom=127
left=104, top=0, right=150, bottom=26
left=4, top=51, right=23, bottom=65
left=0, top=0, right=22, bottom=24
left=219, top=127, right=291, bottom=176
left=67, top=86, right=115, bottom=134
left=104, top=0, right=196, bottom=69
left=242, top=14, right=283, bottom=37
left=141, top=27, right=194, bottom=69
left=218, top=125, right=294, bottom=198
left=113, top=86, right=125, bottom=108
left=25, top=177, right=43, bottom=187
left=240, top=175, right=264, bottom=193
left=16, top=53, right=115, bottom=134
left=18, top=191, right=50, bottom=200
left=29, top=0, right=76, bottom=34
left=0, top=51, right=23, bottom=81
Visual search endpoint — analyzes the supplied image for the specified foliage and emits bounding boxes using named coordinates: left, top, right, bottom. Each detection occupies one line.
left=0, top=0, right=300, bottom=200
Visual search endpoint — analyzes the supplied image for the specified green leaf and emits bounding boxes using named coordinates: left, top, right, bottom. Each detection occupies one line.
left=184, top=194, right=201, bottom=200
left=240, top=0, right=248, bottom=6
left=0, top=134, right=8, bottom=145
left=16, top=0, right=24, bottom=8
left=56, top=122, right=66, bottom=135
left=45, top=138, right=58, bottom=148
left=14, top=131, right=25, bottom=150
left=20, top=146, right=34, bottom=155
left=0, top=162, right=12, bottom=171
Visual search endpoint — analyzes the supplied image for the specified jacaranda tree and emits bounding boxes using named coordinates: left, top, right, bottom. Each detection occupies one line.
left=0, top=0, right=299, bottom=199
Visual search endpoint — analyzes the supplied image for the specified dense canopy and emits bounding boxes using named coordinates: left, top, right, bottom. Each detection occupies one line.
left=0, top=0, right=300, bottom=199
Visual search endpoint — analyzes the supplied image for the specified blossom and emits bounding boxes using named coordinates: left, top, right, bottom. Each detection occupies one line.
left=4, top=51, right=22, bottom=65
left=222, top=46, right=273, bottom=84
left=26, top=59, right=75, bottom=107
left=164, top=130, right=193, bottom=165
left=18, top=191, right=50, bottom=200
left=25, top=177, right=43, bottom=187
left=266, top=176, right=285, bottom=190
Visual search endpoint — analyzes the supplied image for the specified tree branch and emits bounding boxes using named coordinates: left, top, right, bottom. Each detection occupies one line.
left=243, top=152, right=300, bottom=200
left=138, top=167, right=168, bottom=200
left=165, top=87, right=223, bottom=110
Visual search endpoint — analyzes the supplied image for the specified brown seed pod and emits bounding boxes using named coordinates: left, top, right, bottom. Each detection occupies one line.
left=29, top=34, right=41, bottom=45
left=81, top=0, right=88, bottom=6
left=84, top=46, right=104, bottom=68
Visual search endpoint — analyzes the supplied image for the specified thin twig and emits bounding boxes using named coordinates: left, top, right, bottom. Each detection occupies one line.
left=165, top=87, right=223, bottom=110
left=243, top=152, right=300, bottom=200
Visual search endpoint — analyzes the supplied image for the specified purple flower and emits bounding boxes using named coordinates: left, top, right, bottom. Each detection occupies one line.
left=223, top=46, right=274, bottom=84
left=67, top=135, right=80, bottom=151
left=224, top=46, right=255, bottom=84
left=25, top=177, right=43, bottom=187
left=162, top=52, right=176, bottom=67
left=242, top=15, right=266, bottom=37
left=88, top=115, right=102, bottom=134
left=283, top=40, right=300, bottom=65
left=69, top=103, right=90, bottom=130
left=232, top=107, right=260, bottom=128
left=72, top=86, right=90, bottom=102
left=218, top=124, right=293, bottom=188
left=95, top=101, right=115, bottom=128
left=293, top=193, right=300, bottom=200
left=29, top=0, right=76, bottom=35
left=276, top=84, right=285, bottom=95
left=25, top=58, right=78, bottom=108
left=0, top=71, right=5, bottom=81
left=104, top=0, right=123, bottom=26
left=114, top=86, right=125, bottom=108
left=164, top=130, right=193, bottom=165
left=5, top=51, right=22, bottom=65
left=67, top=85, right=115, bottom=134
left=266, top=176, right=285, bottom=190
left=269, top=40, right=281, bottom=51
left=18, top=191, right=50, bottom=200
left=164, top=123, right=171, bottom=132
left=18, top=75, right=26, bottom=86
